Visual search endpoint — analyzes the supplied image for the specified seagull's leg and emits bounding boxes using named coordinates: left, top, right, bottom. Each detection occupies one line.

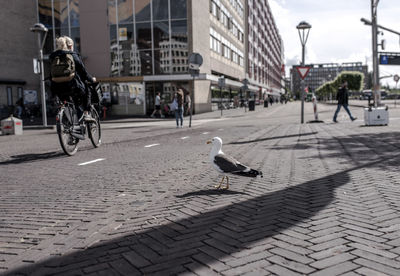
left=222, top=176, right=230, bottom=190
left=215, top=176, right=225, bottom=189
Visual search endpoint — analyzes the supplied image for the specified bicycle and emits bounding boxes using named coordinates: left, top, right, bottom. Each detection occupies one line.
left=55, top=95, right=101, bottom=156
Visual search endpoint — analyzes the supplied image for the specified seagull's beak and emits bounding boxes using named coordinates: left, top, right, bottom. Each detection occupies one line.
left=206, top=140, right=212, bottom=144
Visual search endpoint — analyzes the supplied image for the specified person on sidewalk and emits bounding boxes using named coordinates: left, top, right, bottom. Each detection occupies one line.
left=333, top=81, right=357, bottom=123
left=175, top=89, right=184, bottom=128
left=150, top=92, right=164, bottom=118
left=184, top=91, right=191, bottom=116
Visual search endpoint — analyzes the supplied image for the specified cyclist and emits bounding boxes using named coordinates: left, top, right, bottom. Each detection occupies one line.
left=50, top=36, right=96, bottom=123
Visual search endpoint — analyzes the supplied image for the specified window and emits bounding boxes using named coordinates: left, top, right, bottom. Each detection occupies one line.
left=170, top=0, right=187, bottom=19
left=7, top=87, right=13, bottom=106
left=152, top=0, right=169, bottom=20
left=18, top=87, right=23, bottom=99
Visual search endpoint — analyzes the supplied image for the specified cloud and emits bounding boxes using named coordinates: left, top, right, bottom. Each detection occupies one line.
left=269, top=0, right=400, bottom=87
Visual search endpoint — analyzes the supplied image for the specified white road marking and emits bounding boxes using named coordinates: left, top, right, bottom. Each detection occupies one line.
left=202, top=132, right=209, bottom=135
left=218, top=129, right=224, bottom=131
left=78, top=158, right=105, bottom=166
left=145, top=143, right=160, bottom=148
left=181, top=136, right=189, bottom=140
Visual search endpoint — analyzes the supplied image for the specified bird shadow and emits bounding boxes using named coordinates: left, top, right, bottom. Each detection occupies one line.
left=176, top=189, right=249, bottom=198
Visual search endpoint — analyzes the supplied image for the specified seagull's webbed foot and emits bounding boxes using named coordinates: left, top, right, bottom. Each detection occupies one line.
left=215, top=176, right=225, bottom=189
left=221, top=176, right=229, bottom=190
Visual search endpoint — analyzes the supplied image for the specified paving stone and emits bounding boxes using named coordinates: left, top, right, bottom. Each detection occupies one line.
left=309, top=261, right=359, bottom=276
left=309, top=252, right=356, bottom=269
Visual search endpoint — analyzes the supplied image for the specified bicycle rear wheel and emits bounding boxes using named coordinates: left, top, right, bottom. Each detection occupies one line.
left=87, top=106, right=101, bottom=148
left=56, top=108, right=79, bottom=156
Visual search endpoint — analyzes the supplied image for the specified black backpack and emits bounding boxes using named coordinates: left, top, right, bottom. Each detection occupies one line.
left=90, top=83, right=104, bottom=105
left=51, top=53, right=75, bottom=83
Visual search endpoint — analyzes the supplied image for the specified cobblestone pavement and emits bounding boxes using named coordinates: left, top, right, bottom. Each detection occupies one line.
left=1, top=101, right=400, bottom=275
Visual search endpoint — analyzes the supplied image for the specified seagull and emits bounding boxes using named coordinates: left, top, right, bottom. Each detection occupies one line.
left=206, top=137, right=263, bottom=190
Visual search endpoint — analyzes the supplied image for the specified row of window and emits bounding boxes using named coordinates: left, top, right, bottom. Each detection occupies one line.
left=227, top=0, right=244, bottom=17
left=210, top=28, right=244, bottom=66
left=4, top=87, right=23, bottom=106
left=210, top=0, right=244, bottom=43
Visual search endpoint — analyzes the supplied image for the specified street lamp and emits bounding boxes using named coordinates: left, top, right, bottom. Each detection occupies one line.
left=30, top=23, right=48, bottom=127
left=297, top=21, right=312, bottom=123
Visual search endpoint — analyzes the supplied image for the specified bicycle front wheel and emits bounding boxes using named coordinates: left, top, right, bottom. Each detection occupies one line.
left=56, top=108, right=79, bottom=156
left=87, top=106, right=101, bottom=148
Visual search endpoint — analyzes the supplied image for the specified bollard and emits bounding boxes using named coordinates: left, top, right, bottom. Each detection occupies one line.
left=312, top=94, right=319, bottom=121
left=307, top=94, right=323, bottom=123
left=102, top=106, right=107, bottom=120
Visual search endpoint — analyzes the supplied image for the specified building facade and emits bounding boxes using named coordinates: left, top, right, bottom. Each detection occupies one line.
left=0, top=1, right=39, bottom=118
left=291, top=62, right=368, bottom=98
left=1, top=0, right=284, bottom=119
left=246, top=0, right=284, bottom=101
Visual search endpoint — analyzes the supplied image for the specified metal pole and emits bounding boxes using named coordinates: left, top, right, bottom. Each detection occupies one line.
left=301, top=43, right=305, bottom=124
left=220, top=86, right=223, bottom=117
left=372, top=0, right=380, bottom=107
left=38, top=37, right=47, bottom=127
left=189, top=76, right=194, bottom=127
left=245, top=90, right=247, bottom=112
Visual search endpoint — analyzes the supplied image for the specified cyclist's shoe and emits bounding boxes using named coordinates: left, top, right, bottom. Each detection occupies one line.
left=67, top=136, right=78, bottom=145
left=72, top=125, right=81, bottom=133
left=83, top=113, right=96, bottom=122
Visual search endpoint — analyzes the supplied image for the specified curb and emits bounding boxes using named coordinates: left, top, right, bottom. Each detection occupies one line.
left=23, top=125, right=55, bottom=130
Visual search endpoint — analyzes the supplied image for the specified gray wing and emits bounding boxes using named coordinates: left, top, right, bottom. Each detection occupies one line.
left=214, top=154, right=247, bottom=173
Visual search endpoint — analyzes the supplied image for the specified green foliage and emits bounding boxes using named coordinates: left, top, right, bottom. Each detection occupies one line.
left=316, top=71, right=364, bottom=99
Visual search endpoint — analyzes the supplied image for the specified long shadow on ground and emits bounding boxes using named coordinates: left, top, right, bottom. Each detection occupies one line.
left=6, top=152, right=399, bottom=275
left=0, top=151, right=65, bottom=166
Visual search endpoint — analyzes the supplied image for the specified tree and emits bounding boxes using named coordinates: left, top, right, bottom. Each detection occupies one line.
left=316, top=71, right=364, bottom=100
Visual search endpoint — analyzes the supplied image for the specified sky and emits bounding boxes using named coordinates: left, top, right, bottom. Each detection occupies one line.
left=269, top=0, right=400, bottom=88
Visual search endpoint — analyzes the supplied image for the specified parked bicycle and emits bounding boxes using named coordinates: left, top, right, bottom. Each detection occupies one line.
left=55, top=85, right=101, bottom=156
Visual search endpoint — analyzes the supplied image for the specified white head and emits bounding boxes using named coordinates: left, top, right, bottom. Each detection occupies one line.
left=207, top=137, right=223, bottom=153
left=55, top=36, right=67, bottom=51
left=64, top=36, right=74, bottom=51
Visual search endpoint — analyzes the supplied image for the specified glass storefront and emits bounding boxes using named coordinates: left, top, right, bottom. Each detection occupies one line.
left=38, top=0, right=80, bottom=54
left=37, top=0, right=190, bottom=116
left=108, top=0, right=188, bottom=77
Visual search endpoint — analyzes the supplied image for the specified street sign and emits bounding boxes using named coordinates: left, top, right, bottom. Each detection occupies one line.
left=296, top=66, right=311, bottom=80
left=394, top=74, right=399, bottom=82
left=218, top=76, right=225, bottom=87
left=33, top=58, right=40, bottom=74
left=241, top=78, right=249, bottom=90
left=188, top=53, right=203, bottom=69
left=379, top=53, right=400, bottom=65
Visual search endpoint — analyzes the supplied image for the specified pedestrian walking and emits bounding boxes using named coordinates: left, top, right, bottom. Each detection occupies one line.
left=175, top=89, right=184, bottom=128
left=333, top=81, right=357, bottom=123
left=15, top=97, right=24, bottom=118
left=150, top=92, right=164, bottom=118
left=185, top=91, right=191, bottom=116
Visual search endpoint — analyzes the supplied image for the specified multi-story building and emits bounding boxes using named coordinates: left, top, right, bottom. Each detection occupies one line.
left=0, top=1, right=39, bottom=118
left=246, top=0, right=284, bottom=101
left=1, top=0, right=284, bottom=118
left=291, top=62, right=368, bottom=98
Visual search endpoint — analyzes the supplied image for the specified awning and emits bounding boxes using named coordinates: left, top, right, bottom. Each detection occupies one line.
left=0, top=79, right=26, bottom=85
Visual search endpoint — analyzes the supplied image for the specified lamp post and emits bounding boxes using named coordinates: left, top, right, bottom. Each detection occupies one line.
left=371, top=0, right=380, bottom=107
left=297, top=21, right=312, bottom=124
left=30, top=23, right=48, bottom=127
